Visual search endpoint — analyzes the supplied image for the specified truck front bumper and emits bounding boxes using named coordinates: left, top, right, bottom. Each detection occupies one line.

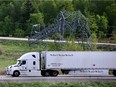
left=5, top=67, right=13, bottom=75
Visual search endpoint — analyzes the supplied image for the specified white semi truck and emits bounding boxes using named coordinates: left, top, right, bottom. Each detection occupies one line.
left=6, top=51, right=116, bottom=77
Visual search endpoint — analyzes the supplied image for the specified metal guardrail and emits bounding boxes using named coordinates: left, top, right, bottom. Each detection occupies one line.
left=0, top=37, right=116, bottom=46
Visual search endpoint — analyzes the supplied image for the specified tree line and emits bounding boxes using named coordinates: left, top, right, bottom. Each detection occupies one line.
left=0, top=0, right=115, bottom=41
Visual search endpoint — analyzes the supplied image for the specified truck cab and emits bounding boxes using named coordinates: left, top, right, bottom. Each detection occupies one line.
left=6, top=52, right=41, bottom=77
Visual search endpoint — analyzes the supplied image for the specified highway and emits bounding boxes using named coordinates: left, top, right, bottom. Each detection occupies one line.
left=0, top=37, right=116, bottom=46
left=0, top=75, right=116, bottom=82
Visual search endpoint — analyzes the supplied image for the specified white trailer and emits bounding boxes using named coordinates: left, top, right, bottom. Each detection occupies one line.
left=6, top=51, right=116, bottom=77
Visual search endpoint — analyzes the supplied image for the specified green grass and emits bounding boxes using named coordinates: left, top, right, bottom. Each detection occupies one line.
left=0, top=82, right=116, bottom=87
left=0, top=59, right=15, bottom=68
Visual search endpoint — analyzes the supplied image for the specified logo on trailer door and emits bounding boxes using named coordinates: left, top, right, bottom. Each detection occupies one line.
left=50, top=63, right=63, bottom=67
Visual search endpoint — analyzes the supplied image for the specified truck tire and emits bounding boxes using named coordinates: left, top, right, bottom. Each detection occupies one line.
left=12, top=71, right=20, bottom=77
left=41, top=70, right=50, bottom=77
left=44, top=71, right=50, bottom=76
left=51, top=71, right=59, bottom=76
left=41, top=70, right=47, bottom=76
left=41, top=70, right=58, bottom=77
left=113, top=70, right=116, bottom=76
left=61, top=70, right=70, bottom=74
left=41, top=73, right=45, bottom=76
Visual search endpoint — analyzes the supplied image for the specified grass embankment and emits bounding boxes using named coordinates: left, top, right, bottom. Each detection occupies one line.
left=0, top=82, right=116, bottom=87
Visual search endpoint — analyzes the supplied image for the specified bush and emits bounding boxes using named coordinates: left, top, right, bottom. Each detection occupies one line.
left=91, top=33, right=98, bottom=50
left=0, top=48, right=3, bottom=55
left=63, top=37, right=83, bottom=51
left=110, top=34, right=116, bottom=40
left=51, top=33, right=63, bottom=40
left=14, top=28, right=25, bottom=37
left=0, top=68, right=5, bottom=75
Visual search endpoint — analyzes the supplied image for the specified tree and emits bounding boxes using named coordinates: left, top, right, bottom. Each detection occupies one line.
left=21, top=0, right=35, bottom=35
left=0, top=2, right=9, bottom=21
left=72, top=0, right=90, bottom=14
left=27, top=12, right=44, bottom=35
left=96, top=15, right=108, bottom=38
left=39, top=0, right=57, bottom=24
left=3, top=16, right=13, bottom=36
left=21, top=0, right=35, bottom=21
left=89, top=0, right=115, bottom=15
left=10, top=1, right=23, bottom=22
left=106, top=2, right=116, bottom=37
left=29, top=12, right=44, bottom=25
left=0, top=21, right=4, bottom=36
left=55, top=0, right=74, bottom=12
left=88, top=14, right=98, bottom=34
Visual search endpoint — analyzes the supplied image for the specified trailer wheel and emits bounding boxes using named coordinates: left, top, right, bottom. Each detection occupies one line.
left=113, top=70, right=116, bottom=76
left=61, top=70, right=70, bottom=74
left=51, top=71, right=59, bottom=76
left=12, top=71, right=20, bottom=77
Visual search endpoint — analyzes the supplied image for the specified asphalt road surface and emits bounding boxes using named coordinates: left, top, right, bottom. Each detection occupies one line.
left=0, top=75, right=116, bottom=83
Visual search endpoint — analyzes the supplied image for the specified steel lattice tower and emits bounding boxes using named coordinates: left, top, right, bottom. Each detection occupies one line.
left=28, top=11, right=92, bottom=50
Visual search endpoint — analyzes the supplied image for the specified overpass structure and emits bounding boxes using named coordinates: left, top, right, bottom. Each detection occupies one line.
left=28, top=11, right=92, bottom=50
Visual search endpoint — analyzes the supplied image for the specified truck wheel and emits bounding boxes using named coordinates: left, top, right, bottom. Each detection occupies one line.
left=44, top=71, right=49, bottom=76
left=41, top=73, right=45, bottom=76
left=12, top=71, right=20, bottom=77
left=51, top=71, right=59, bottom=76
left=61, top=70, right=70, bottom=74
left=113, top=70, right=116, bottom=76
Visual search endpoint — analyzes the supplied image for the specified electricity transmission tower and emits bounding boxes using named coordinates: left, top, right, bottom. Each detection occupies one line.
left=28, top=11, right=92, bottom=50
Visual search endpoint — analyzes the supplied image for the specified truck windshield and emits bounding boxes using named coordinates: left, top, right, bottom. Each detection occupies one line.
left=16, top=60, right=21, bottom=66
